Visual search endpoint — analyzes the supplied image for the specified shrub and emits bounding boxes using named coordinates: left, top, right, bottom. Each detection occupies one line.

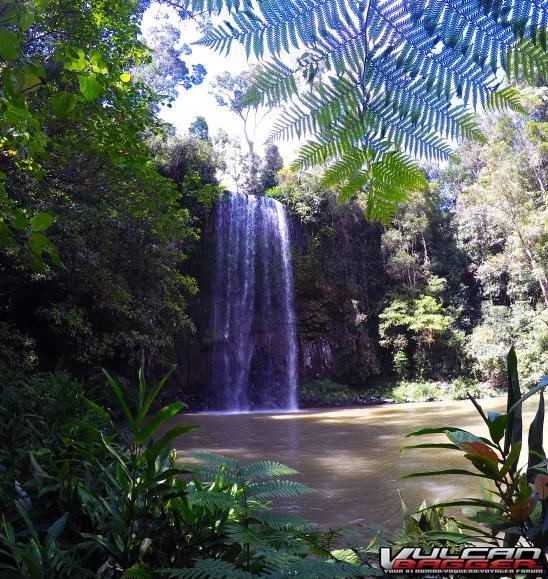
left=467, top=303, right=548, bottom=388
left=1, top=372, right=84, bottom=426
left=402, top=348, right=548, bottom=557
left=0, top=370, right=370, bottom=576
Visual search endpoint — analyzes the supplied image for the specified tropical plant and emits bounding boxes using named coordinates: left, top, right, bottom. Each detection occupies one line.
left=401, top=347, right=548, bottom=565
left=181, top=0, right=548, bottom=222
left=0, top=368, right=379, bottom=576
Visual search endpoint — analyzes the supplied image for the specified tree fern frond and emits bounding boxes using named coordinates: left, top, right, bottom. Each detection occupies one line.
left=163, top=559, right=252, bottom=578
left=241, top=461, right=299, bottom=481
left=224, top=522, right=262, bottom=546
left=504, top=37, right=548, bottom=83
left=248, top=480, right=317, bottom=500
left=186, top=489, right=235, bottom=512
left=485, top=86, right=526, bottom=113
left=182, top=450, right=240, bottom=470
left=190, top=0, right=547, bottom=222
left=253, top=509, right=312, bottom=530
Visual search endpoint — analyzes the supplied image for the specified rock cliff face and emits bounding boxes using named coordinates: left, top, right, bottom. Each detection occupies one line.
left=291, top=205, right=385, bottom=386
left=178, top=196, right=386, bottom=407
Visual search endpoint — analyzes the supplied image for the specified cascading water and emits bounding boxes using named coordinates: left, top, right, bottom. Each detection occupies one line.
left=210, top=192, right=298, bottom=411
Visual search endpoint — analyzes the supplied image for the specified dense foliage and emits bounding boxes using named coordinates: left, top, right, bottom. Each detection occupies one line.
left=0, top=370, right=377, bottom=576
left=269, top=91, right=547, bottom=395
left=0, top=0, right=547, bottom=575
left=0, top=0, right=221, bottom=393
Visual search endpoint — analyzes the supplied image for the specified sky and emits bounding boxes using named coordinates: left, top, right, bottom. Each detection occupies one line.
left=141, top=4, right=301, bottom=163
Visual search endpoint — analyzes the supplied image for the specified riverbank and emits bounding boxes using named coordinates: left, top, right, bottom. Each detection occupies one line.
left=298, top=377, right=503, bottom=408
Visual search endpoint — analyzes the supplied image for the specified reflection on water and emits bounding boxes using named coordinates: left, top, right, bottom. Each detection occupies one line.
left=172, top=398, right=546, bottom=531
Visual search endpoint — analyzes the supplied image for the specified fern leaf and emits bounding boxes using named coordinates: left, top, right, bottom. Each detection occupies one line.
left=163, top=559, right=253, bottom=578
left=248, top=480, right=317, bottom=500
left=240, top=460, right=299, bottom=481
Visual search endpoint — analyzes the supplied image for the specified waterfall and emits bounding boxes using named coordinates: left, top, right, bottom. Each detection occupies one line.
left=211, top=192, right=298, bottom=411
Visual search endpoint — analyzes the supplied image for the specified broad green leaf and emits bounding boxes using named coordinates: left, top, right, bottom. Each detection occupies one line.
left=135, top=402, right=184, bottom=444
left=527, top=390, right=545, bottom=483
left=487, top=412, right=507, bottom=444
left=29, top=212, right=54, bottom=232
left=504, top=347, right=522, bottom=475
left=446, top=430, right=485, bottom=445
left=43, top=513, right=68, bottom=555
left=50, top=92, right=76, bottom=118
left=20, top=71, right=41, bottom=92
left=0, top=27, right=19, bottom=61
left=78, top=75, right=102, bottom=100
left=400, top=469, right=489, bottom=479
left=10, top=211, right=27, bottom=230
left=144, top=424, right=199, bottom=461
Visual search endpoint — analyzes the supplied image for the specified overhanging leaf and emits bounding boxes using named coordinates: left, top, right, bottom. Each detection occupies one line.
left=78, top=75, right=102, bottom=101
left=0, top=27, right=19, bottom=61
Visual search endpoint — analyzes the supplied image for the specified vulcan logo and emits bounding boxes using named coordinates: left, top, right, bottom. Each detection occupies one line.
left=380, top=546, right=545, bottom=574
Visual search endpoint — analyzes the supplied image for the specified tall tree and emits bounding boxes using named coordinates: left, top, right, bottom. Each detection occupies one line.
left=189, top=115, right=210, bottom=140
left=260, top=143, right=284, bottom=191
left=134, top=6, right=206, bottom=104
left=210, top=69, right=269, bottom=155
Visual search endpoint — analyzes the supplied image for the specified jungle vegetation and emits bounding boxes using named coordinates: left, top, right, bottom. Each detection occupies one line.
left=0, top=0, right=547, bottom=575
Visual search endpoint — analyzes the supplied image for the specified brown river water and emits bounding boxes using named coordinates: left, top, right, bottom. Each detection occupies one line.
left=172, top=398, right=546, bottom=533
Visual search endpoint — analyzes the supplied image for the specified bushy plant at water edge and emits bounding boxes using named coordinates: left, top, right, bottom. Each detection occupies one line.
left=0, top=369, right=382, bottom=577
left=400, top=347, right=548, bottom=568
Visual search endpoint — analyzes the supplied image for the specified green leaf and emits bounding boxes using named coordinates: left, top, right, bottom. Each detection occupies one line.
left=400, top=443, right=461, bottom=452
left=487, top=412, right=507, bottom=445
left=400, top=469, right=489, bottom=479
left=405, top=426, right=464, bottom=437
left=416, top=498, right=506, bottom=512
left=102, top=369, right=134, bottom=427
left=0, top=27, right=20, bottom=61
left=527, top=390, right=545, bottom=483
left=499, top=442, right=522, bottom=479
left=43, top=513, right=68, bottom=555
left=504, top=347, right=522, bottom=475
left=446, top=430, right=485, bottom=445
left=138, top=367, right=176, bottom=424
left=78, top=75, right=102, bottom=100
left=135, top=402, right=184, bottom=444
left=10, top=211, right=27, bottom=230
left=144, top=424, right=199, bottom=461
left=29, top=212, right=54, bottom=232
left=84, top=398, right=110, bottom=422
left=50, top=92, right=76, bottom=118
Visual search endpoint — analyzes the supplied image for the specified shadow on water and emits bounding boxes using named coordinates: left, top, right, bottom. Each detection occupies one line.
left=172, top=398, right=547, bottom=533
